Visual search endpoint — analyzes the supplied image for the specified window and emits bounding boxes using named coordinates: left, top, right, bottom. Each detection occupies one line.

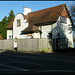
left=58, top=33, right=59, bottom=38
left=9, top=36, right=11, bottom=39
left=60, top=16, right=67, bottom=24
left=9, top=35, right=13, bottom=39
left=49, top=33, right=52, bottom=39
left=17, top=19, right=21, bottom=27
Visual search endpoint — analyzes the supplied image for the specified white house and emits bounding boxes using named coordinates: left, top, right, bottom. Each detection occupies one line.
left=6, top=3, right=74, bottom=49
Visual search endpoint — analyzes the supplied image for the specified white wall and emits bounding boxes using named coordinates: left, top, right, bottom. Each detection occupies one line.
left=32, top=32, right=40, bottom=38
left=41, top=23, right=56, bottom=38
left=7, top=30, right=13, bottom=39
left=13, top=14, right=28, bottom=39
left=52, top=16, right=73, bottom=48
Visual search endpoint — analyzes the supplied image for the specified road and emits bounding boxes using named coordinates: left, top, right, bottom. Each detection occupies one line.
left=0, top=50, right=75, bottom=74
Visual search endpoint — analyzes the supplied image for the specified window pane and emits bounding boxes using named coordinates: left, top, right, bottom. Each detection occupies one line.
left=9, top=36, right=11, bottom=39
left=49, top=33, right=52, bottom=39
left=60, top=16, right=67, bottom=23
left=17, top=20, right=21, bottom=26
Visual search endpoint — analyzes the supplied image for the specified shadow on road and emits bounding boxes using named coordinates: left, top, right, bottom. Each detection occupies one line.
left=0, top=48, right=75, bottom=56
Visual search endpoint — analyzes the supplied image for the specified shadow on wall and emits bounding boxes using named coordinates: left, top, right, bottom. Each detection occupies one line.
left=48, top=20, right=72, bottom=52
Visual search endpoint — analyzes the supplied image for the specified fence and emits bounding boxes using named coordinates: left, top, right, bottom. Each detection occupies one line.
left=17, top=39, right=53, bottom=52
left=0, top=38, right=69, bottom=52
left=0, top=40, right=14, bottom=50
left=52, top=38, right=68, bottom=50
left=58, top=38, right=68, bottom=49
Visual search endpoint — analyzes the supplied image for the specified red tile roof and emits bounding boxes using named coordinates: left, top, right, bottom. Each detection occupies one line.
left=22, top=25, right=41, bottom=34
left=28, top=4, right=65, bottom=26
left=6, top=18, right=14, bottom=29
left=0, top=35, right=3, bottom=39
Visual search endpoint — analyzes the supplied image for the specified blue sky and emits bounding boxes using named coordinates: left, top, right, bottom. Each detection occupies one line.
left=0, top=1, right=74, bottom=21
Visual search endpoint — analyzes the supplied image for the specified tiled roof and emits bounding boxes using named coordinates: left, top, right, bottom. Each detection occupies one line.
left=0, top=35, right=3, bottom=39
left=6, top=18, right=14, bottom=29
left=22, top=25, right=41, bottom=34
left=28, top=4, right=65, bottom=26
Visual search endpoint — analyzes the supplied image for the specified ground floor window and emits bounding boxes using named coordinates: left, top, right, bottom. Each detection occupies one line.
left=9, top=35, right=13, bottom=39
left=49, top=33, right=52, bottom=39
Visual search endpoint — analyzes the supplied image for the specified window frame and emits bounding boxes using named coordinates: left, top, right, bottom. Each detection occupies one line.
left=17, top=19, right=21, bottom=27
left=9, top=36, right=11, bottom=39
left=48, top=33, right=52, bottom=39
left=60, top=16, right=67, bottom=24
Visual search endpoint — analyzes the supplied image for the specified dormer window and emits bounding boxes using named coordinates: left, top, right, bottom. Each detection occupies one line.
left=17, top=19, right=21, bottom=27
left=60, top=16, right=67, bottom=24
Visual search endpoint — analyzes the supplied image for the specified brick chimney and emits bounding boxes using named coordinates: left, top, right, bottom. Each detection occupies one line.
left=23, top=7, right=31, bottom=15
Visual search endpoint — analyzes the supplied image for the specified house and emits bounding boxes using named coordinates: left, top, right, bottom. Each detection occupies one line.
left=6, top=3, right=74, bottom=49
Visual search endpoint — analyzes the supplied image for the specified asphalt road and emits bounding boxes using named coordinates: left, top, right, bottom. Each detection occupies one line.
left=0, top=50, right=75, bottom=74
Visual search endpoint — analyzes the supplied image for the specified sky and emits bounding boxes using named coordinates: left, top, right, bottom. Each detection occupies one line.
left=0, top=1, right=74, bottom=21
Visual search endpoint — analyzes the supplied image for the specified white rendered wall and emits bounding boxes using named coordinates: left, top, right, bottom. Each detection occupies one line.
left=51, top=16, right=73, bottom=48
left=32, top=32, right=40, bottom=38
left=7, top=30, right=13, bottom=39
left=13, top=14, right=28, bottom=39
left=41, top=23, right=56, bottom=38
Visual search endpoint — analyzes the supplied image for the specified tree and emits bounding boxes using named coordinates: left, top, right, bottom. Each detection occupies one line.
left=7, top=9, right=15, bottom=24
left=0, top=9, right=15, bottom=39
left=69, top=2, right=75, bottom=23
left=0, top=16, right=7, bottom=39
left=69, top=2, right=75, bottom=31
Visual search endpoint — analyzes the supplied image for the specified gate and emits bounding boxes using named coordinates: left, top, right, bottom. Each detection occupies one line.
left=58, top=38, right=68, bottom=49
left=52, top=38, right=68, bottom=51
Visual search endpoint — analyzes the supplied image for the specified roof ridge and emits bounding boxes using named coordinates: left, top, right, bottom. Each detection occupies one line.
left=58, top=3, right=66, bottom=17
left=28, top=3, right=66, bottom=15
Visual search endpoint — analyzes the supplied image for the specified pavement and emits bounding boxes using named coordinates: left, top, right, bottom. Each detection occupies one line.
left=0, top=50, right=75, bottom=74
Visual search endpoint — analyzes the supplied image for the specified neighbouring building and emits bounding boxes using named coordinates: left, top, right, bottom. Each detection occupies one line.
left=0, top=35, right=3, bottom=40
left=6, top=3, right=74, bottom=49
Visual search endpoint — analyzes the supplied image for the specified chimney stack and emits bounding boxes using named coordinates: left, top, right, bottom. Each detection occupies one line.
left=23, top=7, right=31, bottom=15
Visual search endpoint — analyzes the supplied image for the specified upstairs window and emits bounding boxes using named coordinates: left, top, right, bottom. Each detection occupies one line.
left=60, top=16, right=67, bottom=24
left=17, top=19, right=21, bottom=27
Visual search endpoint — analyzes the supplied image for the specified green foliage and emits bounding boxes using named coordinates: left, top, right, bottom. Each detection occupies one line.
left=69, top=2, right=75, bottom=32
left=69, top=2, right=75, bottom=23
left=7, top=9, right=15, bottom=24
left=0, top=16, right=7, bottom=39
left=0, top=9, right=15, bottom=39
